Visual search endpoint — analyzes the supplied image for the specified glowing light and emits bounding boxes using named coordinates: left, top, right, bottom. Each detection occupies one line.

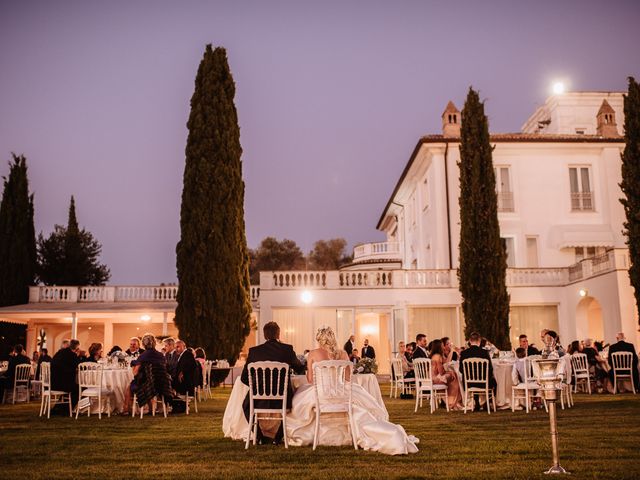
left=87, top=327, right=92, bottom=330
left=552, top=82, right=565, bottom=95
left=579, top=289, right=588, bottom=297
left=301, top=290, right=313, bottom=304
left=140, top=314, right=151, bottom=322
left=361, top=325, right=378, bottom=335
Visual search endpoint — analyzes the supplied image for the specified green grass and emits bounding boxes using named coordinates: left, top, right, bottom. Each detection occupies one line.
left=1, top=386, right=639, bottom=480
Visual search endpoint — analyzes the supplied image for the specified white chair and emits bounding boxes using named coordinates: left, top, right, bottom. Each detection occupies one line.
left=389, top=358, right=415, bottom=398
left=203, top=360, right=213, bottom=400
left=571, top=353, right=591, bottom=394
left=312, top=360, right=357, bottom=451
left=4, top=363, right=33, bottom=404
left=413, top=358, right=448, bottom=414
left=245, top=361, right=290, bottom=449
left=611, top=351, right=636, bottom=394
left=76, top=363, right=112, bottom=419
left=462, top=358, right=496, bottom=415
left=176, top=388, right=198, bottom=414
left=39, top=362, right=72, bottom=418
left=556, top=356, right=573, bottom=409
left=132, top=394, right=168, bottom=418
left=511, top=357, right=545, bottom=413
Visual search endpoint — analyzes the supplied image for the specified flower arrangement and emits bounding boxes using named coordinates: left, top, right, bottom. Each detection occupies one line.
left=354, top=357, right=378, bottom=374
left=109, top=350, right=128, bottom=367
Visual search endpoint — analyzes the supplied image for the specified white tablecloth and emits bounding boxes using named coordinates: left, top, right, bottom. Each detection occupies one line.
left=90, top=368, right=133, bottom=413
left=291, top=374, right=384, bottom=408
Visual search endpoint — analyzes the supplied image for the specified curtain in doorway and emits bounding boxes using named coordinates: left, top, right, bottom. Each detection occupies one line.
left=509, top=305, right=559, bottom=347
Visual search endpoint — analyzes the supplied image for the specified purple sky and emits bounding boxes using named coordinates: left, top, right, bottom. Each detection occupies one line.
left=1, top=1, right=639, bottom=284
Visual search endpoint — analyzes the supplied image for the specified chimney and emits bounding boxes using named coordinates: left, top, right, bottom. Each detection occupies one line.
left=596, top=100, right=618, bottom=137
left=442, top=101, right=461, bottom=137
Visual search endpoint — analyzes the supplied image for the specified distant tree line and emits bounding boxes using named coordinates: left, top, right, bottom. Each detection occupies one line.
left=249, top=236, right=353, bottom=284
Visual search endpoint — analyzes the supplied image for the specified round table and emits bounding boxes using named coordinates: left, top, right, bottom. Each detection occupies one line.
left=97, top=368, right=134, bottom=413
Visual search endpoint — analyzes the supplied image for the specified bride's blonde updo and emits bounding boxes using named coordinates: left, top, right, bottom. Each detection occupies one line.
left=316, top=326, right=342, bottom=359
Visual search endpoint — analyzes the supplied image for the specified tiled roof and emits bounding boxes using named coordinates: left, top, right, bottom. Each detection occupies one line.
left=441, top=101, right=460, bottom=116
left=420, top=132, right=623, bottom=142
left=597, top=99, right=616, bottom=115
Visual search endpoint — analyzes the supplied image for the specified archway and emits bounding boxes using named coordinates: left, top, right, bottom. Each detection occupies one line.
left=576, top=296, right=604, bottom=342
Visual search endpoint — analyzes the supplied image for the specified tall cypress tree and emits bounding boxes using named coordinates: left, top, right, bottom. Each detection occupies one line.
left=0, top=154, right=36, bottom=306
left=175, top=45, right=251, bottom=362
left=620, top=77, right=640, bottom=327
left=458, top=88, right=511, bottom=349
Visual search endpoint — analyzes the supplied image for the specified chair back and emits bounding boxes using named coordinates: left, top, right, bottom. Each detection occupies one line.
left=15, top=364, right=33, bottom=383
left=204, top=360, right=212, bottom=386
left=78, top=362, right=103, bottom=388
left=413, top=358, right=433, bottom=384
left=247, top=361, right=289, bottom=402
left=313, top=360, right=352, bottom=403
left=41, top=362, right=52, bottom=389
left=462, top=358, right=490, bottom=387
left=571, top=353, right=588, bottom=374
left=611, top=351, right=634, bottom=372
left=390, top=358, right=404, bottom=381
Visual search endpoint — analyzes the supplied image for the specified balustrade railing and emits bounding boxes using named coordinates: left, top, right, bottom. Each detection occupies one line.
left=352, top=241, right=401, bottom=261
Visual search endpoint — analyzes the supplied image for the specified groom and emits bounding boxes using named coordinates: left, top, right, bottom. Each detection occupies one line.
left=241, top=321, right=304, bottom=444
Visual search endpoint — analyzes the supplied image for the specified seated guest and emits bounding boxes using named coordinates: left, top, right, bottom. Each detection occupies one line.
left=405, top=342, right=416, bottom=363
left=518, top=334, right=540, bottom=356
left=401, top=344, right=414, bottom=378
left=361, top=339, right=376, bottom=359
left=511, top=347, right=527, bottom=384
left=396, top=341, right=405, bottom=358
left=173, top=340, right=199, bottom=395
left=429, top=339, right=463, bottom=410
left=350, top=347, right=361, bottom=364
left=123, top=333, right=173, bottom=415
left=543, top=331, right=565, bottom=357
left=36, top=348, right=52, bottom=380
left=59, top=340, right=70, bottom=352
left=459, top=332, right=497, bottom=394
left=163, top=338, right=179, bottom=377
left=85, top=343, right=103, bottom=363
left=107, top=345, right=122, bottom=356
left=441, top=337, right=459, bottom=362
left=567, top=340, right=581, bottom=355
left=50, top=339, right=82, bottom=407
left=0, top=344, right=31, bottom=401
left=412, top=334, right=429, bottom=360
left=32, top=351, right=40, bottom=364
left=126, top=337, right=144, bottom=356
left=194, top=348, right=206, bottom=370
left=608, top=332, right=639, bottom=390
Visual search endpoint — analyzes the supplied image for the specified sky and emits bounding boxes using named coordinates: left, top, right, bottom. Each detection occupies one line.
left=1, top=0, right=639, bottom=284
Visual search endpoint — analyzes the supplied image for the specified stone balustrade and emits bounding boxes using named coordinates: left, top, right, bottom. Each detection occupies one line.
left=352, top=241, right=401, bottom=262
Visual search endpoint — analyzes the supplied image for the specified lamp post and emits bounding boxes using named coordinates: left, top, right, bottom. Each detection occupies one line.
left=538, top=337, right=570, bottom=475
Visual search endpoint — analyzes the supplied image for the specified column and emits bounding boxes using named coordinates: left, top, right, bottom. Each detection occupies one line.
left=162, top=312, right=168, bottom=336
left=104, top=319, right=114, bottom=349
left=71, top=312, right=78, bottom=339
left=26, top=324, right=36, bottom=355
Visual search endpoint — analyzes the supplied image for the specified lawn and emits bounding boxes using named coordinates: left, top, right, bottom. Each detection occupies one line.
left=1, top=386, right=639, bottom=480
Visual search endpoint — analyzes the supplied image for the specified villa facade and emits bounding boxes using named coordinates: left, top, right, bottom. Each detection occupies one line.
left=0, top=90, right=637, bottom=375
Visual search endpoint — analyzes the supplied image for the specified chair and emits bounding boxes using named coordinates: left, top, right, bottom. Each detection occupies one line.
left=556, top=356, right=573, bottom=409
left=413, top=358, right=448, bottom=414
left=203, top=360, right=213, bottom=400
left=176, top=389, right=198, bottom=414
left=39, top=362, right=72, bottom=418
left=76, top=363, right=112, bottom=419
left=132, top=394, right=167, bottom=418
left=611, top=351, right=636, bottom=394
left=462, top=358, right=496, bottom=415
left=389, top=358, right=415, bottom=398
left=245, top=361, right=291, bottom=449
left=571, top=353, right=591, bottom=394
left=4, top=364, right=33, bottom=404
left=511, top=357, right=545, bottom=413
left=312, top=360, right=357, bottom=450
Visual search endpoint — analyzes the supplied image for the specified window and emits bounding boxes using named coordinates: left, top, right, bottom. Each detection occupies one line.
left=501, top=237, right=516, bottom=267
left=575, top=129, right=585, bottom=135
left=526, top=236, right=539, bottom=268
left=494, top=166, right=514, bottom=212
left=569, top=167, right=594, bottom=211
left=574, top=246, right=606, bottom=263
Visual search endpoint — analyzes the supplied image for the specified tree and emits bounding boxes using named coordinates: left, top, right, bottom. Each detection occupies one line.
left=175, top=45, right=251, bottom=363
left=457, top=88, right=511, bottom=349
left=36, top=196, right=110, bottom=285
left=249, top=237, right=306, bottom=283
left=0, top=154, right=36, bottom=306
left=620, top=77, right=640, bottom=327
left=308, top=238, right=352, bottom=269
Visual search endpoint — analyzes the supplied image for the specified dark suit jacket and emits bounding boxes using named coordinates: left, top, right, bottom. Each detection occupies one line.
left=343, top=341, right=354, bottom=355
left=411, top=346, right=428, bottom=361
left=51, top=348, right=81, bottom=393
left=527, top=345, right=541, bottom=356
left=6, top=354, right=30, bottom=381
left=173, top=349, right=199, bottom=395
left=165, top=350, right=180, bottom=377
left=241, top=339, right=304, bottom=421
left=458, top=345, right=496, bottom=390
left=361, top=345, right=376, bottom=359
left=608, top=340, right=639, bottom=385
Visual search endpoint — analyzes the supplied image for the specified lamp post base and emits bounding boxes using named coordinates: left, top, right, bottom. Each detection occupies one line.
left=544, top=465, right=570, bottom=475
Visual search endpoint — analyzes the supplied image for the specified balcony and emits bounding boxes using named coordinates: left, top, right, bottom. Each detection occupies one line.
left=497, top=191, right=514, bottom=212
left=571, top=191, right=595, bottom=211
left=352, top=241, right=401, bottom=263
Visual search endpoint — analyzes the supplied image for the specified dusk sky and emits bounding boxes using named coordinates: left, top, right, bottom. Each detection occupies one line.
left=1, top=1, right=639, bottom=284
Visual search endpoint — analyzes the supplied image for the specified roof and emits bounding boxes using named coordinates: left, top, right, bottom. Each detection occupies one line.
left=597, top=99, right=616, bottom=115
left=441, top=101, right=460, bottom=117
left=376, top=133, right=625, bottom=230
left=0, top=301, right=176, bottom=315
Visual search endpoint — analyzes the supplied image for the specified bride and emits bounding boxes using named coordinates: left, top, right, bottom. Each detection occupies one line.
left=285, top=326, right=419, bottom=455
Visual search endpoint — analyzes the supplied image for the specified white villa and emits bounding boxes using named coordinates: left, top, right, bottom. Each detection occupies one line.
left=1, top=90, right=637, bottom=374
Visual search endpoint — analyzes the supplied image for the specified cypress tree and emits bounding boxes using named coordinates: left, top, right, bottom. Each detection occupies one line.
left=457, top=88, right=511, bottom=349
left=620, top=77, right=640, bottom=326
left=0, top=154, right=36, bottom=306
left=175, top=45, right=251, bottom=362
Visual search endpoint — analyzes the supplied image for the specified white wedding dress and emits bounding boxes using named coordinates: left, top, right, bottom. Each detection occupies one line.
left=223, top=379, right=419, bottom=455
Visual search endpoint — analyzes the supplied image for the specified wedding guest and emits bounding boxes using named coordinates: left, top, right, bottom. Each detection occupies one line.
left=343, top=335, right=355, bottom=356
left=84, top=343, right=103, bottom=363
left=567, top=340, right=582, bottom=355
left=163, top=337, right=179, bottom=377
left=107, top=345, right=122, bottom=356
left=430, top=339, right=463, bottom=410
left=511, top=347, right=527, bottom=384
left=195, top=348, right=206, bottom=370
left=126, top=337, right=145, bottom=356
left=32, top=351, right=40, bottom=363
left=519, top=335, right=540, bottom=356
left=350, top=347, right=361, bottom=364
left=361, top=339, right=376, bottom=359
left=405, top=342, right=416, bottom=363
left=441, top=337, right=459, bottom=362
left=51, top=339, right=82, bottom=407
left=58, top=340, right=70, bottom=352
left=36, top=348, right=52, bottom=380
left=412, top=334, right=429, bottom=360
left=396, top=341, right=406, bottom=358
left=459, top=332, right=496, bottom=398
left=401, top=343, right=414, bottom=378
left=608, top=332, right=639, bottom=390
left=0, top=344, right=31, bottom=401
left=173, top=340, right=199, bottom=395
left=544, top=331, right=565, bottom=357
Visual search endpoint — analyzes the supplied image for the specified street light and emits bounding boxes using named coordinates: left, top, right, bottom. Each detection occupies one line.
left=301, top=290, right=313, bottom=305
